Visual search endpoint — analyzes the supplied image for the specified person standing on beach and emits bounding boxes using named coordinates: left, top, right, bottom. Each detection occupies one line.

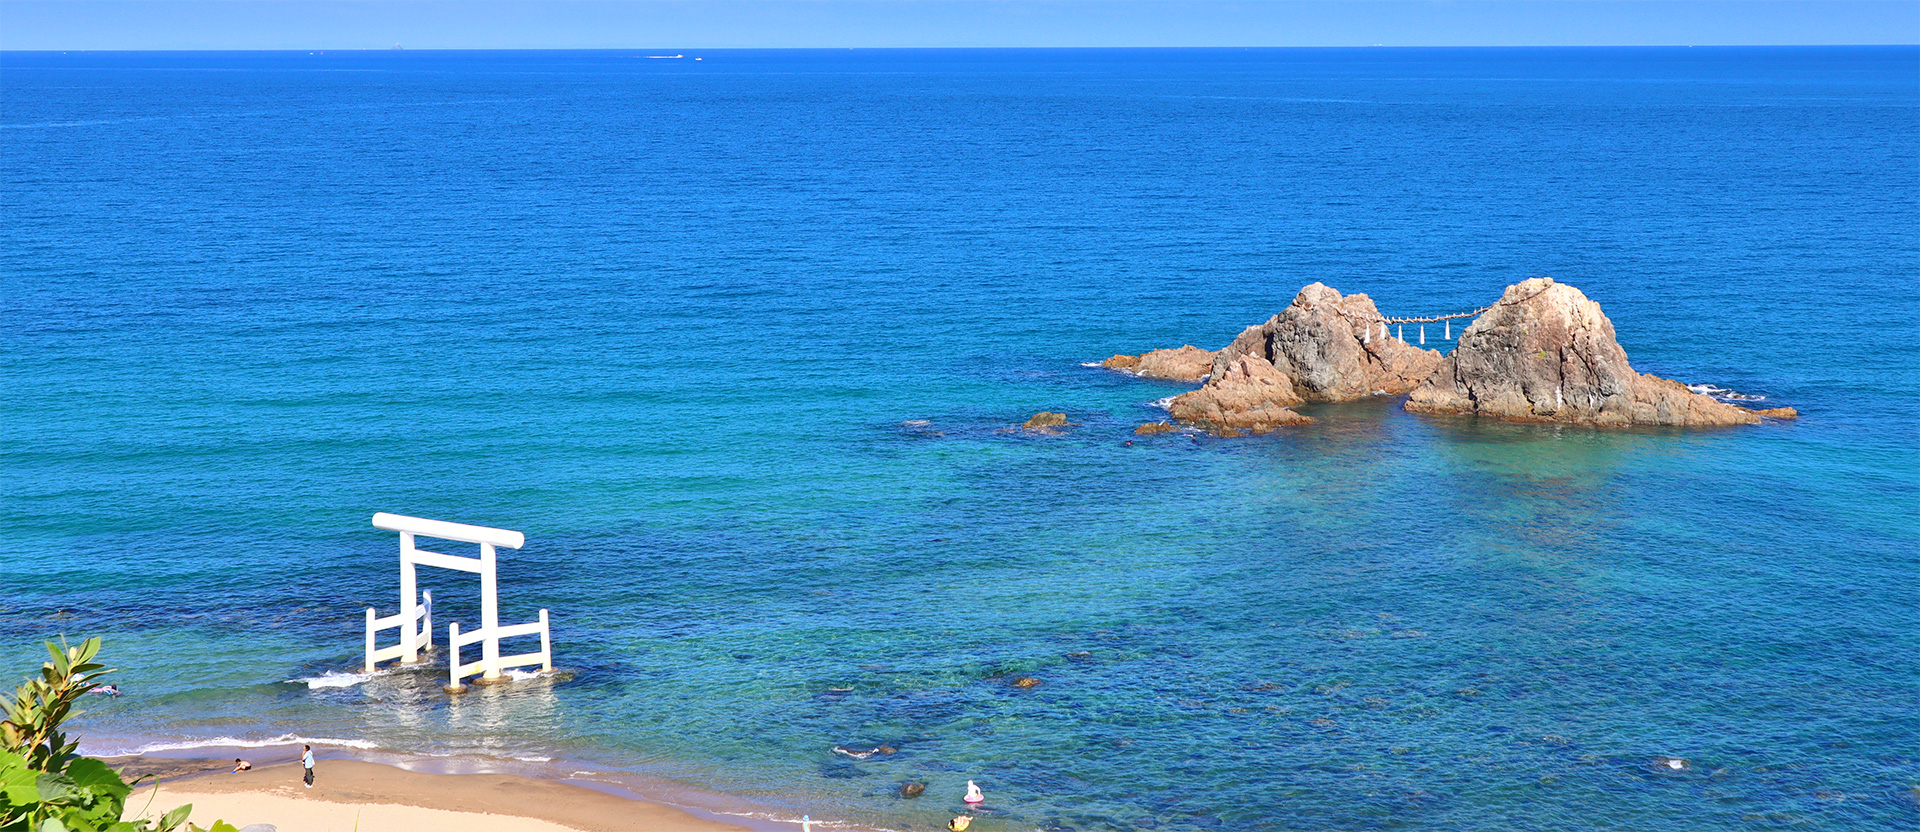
left=301, top=744, right=314, bottom=788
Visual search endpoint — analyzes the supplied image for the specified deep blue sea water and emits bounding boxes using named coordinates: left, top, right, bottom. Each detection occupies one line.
left=3, top=47, right=1917, bottom=831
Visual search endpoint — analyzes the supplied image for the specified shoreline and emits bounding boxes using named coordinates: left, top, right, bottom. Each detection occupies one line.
left=117, top=754, right=776, bottom=832
left=90, top=727, right=832, bottom=832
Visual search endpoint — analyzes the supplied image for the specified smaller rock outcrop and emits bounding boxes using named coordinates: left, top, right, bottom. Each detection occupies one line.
left=1102, top=345, right=1214, bottom=381
left=1022, top=412, right=1069, bottom=431
left=1168, top=354, right=1313, bottom=433
left=899, top=782, right=926, bottom=798
left=1219, top=283, right=1444, bottom=401
left=1405, top=278, right=1762, bottom=426
left=1133, top=421, right=1179, bottom=435
left=1109, top=283, right=1445, bottom=435
left=1750, top=407, right=1799, bottom=419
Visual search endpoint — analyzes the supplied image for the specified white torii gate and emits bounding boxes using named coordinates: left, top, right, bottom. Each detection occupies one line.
left=366, top=512, right=552, bottom=690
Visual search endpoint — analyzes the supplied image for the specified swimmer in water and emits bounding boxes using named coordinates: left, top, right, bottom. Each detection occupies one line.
left=89, top=685, right=120, bottom=697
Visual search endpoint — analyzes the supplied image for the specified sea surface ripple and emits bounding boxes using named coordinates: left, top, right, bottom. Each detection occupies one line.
left=3, top=47, right=1917, bottom=831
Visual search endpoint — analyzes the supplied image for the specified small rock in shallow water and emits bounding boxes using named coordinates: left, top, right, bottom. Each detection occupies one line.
left=899, top=781, right=925, bottom=798
left=1012, top=677, right=1041, bottom=688
left=1134, top=421, right=1178, bottom=435
left=1023, top=411, right=1069, bottom=430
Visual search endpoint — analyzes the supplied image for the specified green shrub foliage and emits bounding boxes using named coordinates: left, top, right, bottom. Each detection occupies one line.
left=0, top=638, right=235, bottom=832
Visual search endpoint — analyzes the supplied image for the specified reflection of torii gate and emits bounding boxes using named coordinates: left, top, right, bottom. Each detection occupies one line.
left=365, top=512, right=552, bottom=690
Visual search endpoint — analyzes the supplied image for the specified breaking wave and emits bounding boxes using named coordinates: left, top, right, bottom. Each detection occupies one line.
left=289, top=671, right=372, bottom=689
left=1688, top=383, right=1766, bottom=402
left=116, top=734, right=379, bottom=754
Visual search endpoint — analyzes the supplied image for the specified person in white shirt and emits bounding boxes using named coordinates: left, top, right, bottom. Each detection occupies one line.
left=301, top=745, right=314, bottom=788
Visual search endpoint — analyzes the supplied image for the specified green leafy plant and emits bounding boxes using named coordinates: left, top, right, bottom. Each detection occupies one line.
left=1, top=639, right=109, bottom=775
left=0, top=638, right=236, bottom=832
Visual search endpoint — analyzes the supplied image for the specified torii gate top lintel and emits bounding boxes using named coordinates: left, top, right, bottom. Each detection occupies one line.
left=372, top=512, right=524, bottom=550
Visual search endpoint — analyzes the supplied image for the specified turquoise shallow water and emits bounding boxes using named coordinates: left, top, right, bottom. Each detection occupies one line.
left=3, top=47, right=1917, bottom=830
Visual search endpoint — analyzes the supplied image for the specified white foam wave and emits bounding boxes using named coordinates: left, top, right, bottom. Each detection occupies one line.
left=1079, top=361, right=1103, bottom=367
left=290, top=671, right=371, bottom=689
left=121, top=734, right=379, bottom=754
left=504, top=668, right=545, bottom=681
left=1150, top=395, right=1177, bottom=410
left=1687, top=383, right=1766, bottom=402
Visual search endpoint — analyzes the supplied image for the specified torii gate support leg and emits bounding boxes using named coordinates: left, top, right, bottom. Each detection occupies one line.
left=481, top=541, right=501, bottom=681
left=400, top=533, right=419, bottom=663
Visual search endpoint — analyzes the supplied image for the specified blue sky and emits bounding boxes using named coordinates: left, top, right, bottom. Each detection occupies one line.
left=2, top=1, right=1915, bottom=50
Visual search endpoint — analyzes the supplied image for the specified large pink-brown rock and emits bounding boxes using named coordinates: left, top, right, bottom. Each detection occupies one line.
left=1405, top=278, right=1761, bottom=426
left=1217, top=283, right=1444, bottom=401
left=1168, top=353, right=1313, bottom=432
left=1101, top=345, right=1215, bottom=382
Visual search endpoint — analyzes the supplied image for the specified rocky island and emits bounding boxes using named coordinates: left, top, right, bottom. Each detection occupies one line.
left=1104, top=277, right=1794, bottom=433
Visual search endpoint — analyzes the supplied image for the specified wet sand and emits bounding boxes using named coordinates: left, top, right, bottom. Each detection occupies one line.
left=121, top=757, right=759, bottom=832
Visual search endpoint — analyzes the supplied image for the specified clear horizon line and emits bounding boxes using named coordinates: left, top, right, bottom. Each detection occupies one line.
left=8, top=43, right=1917, bottom=53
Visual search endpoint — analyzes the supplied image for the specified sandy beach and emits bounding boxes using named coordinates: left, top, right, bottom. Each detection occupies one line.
left=120, top=757, right=759, bottom=832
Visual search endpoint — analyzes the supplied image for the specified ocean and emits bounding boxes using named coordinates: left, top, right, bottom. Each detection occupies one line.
left=2, top=47, right=1916, bottom=831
